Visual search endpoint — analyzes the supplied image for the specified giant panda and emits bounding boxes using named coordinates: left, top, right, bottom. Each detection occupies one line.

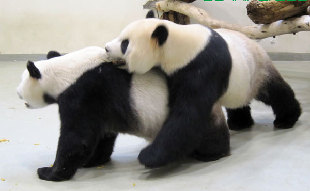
left=16, top=47, right=229, bottom=181
left=104, top=18, right=301, bottom=168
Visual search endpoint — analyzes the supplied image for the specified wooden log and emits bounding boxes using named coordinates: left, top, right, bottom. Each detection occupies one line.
left=161, top=11, right=190, bottom=24
left=145, top=0, right=310, bottom=39
left=160, top=0, right=195, bottom=24
left=247, top=0, right=310, bottom=24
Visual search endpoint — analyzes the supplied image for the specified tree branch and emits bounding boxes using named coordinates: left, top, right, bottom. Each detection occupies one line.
left=145, top=0, right=310, bottom=39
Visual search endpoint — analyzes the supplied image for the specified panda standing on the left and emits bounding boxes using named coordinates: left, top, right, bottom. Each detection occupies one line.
left=16, top=46, right=229, bottom=181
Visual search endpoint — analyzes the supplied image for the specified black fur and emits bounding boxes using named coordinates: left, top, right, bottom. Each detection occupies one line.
left=83, top=132, right=118, bottom=168
left=191, top=108, right=230, bottom=162
left=121, top=39, right=129, bottom=54
left=43, top=94, right=57, bottom=104
left=27, top=61, right=41, bottom=79
left=226, top=106, right=254, bottom=130
left=151, top=25, right=168, bottom=46
left=138, top=29, right=231, bottom=168
left=256, top=68, right=301, bottom=129
left=38, top=63, right=136, bottom=181
left=47, top=51, right=61, bottom=59
left=146, top=10, right=155, bottom=18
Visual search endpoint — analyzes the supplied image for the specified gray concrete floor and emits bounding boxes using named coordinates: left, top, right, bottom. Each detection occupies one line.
left=0, top=60, right=309, bottom=191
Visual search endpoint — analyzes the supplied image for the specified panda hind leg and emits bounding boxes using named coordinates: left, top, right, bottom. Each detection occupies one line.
left=226, top=106, right=254, bottom=131
left=256, top=69, right=301, bottom=129
left=83, top=132, right=118, bottom=168
left=191, top=105, right=230, bottom=162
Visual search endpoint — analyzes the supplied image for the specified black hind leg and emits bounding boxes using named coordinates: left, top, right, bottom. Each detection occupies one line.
left=256, top=69, right=301, bottom=129
left=226, top=106, right=254, bottom=130
left=191, top=105, right=230, bottom=162
left=83, top=133, right=118, bottom=168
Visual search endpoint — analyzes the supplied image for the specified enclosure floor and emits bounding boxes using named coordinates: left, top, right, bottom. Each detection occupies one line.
left=0, top=60, right=309, bottom=191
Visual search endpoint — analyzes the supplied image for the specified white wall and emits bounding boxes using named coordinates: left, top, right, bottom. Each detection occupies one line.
left=0, top=0, right=309, bottom=54
left=0, top=0, right=146, bottom=54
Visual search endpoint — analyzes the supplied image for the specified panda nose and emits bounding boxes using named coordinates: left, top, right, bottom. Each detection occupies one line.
left=105, top=46, right=110, bottom=53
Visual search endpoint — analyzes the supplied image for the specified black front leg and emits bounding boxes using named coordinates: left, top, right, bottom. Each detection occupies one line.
left=138, top=104, right=210, bottom=168
left=83, top=133, right=118, bottom=168
left=38, top=126, right=99, bottom=181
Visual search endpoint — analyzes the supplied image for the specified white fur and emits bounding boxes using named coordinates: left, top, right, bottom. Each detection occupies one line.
left=17, top=46, right=109, bottom=108
left=105, top=19, right=210, bottom=75
left=130, top=69, right=169, bottom=140
left=215, top=29, right=270, bottom=108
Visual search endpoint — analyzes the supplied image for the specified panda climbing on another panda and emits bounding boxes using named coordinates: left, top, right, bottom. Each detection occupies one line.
left=17, top=46, right=229, bottom=181
left=105, top=14, right=301, bottom=168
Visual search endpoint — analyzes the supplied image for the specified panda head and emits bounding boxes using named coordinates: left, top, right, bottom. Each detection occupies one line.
left=105, top=18, right=209, bottom=75
left=105, top=18, right=169, bottom=74
left=16, top=51, right=60, bottom=109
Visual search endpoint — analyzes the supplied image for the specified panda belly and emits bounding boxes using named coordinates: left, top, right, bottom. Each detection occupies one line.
left=129, top=69, right=169, bottom=140
left=216, top=29, right=264, bottom=109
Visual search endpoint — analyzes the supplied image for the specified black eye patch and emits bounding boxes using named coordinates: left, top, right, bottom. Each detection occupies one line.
left=121, top=39, right=129, bottom=54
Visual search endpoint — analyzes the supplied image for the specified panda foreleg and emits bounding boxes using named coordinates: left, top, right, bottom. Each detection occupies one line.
left=191, top=125, right=230, bottom=161
left=37, top=124, right=100, bottom=181
left=256, top=69, right=301, bottom=129
left=83, top=132, right=118, bottom=168
left=226, top=106, right=254, bottom=130
left=138, top=103, right=213, bottom=168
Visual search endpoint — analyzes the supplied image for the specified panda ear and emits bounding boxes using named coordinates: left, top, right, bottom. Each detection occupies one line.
left=146, top=10, right=155, bottom=18
left=27, top=61, right=41, bottom=79
left=151, top=25, right=168, bottom=46
left=47, top=51, right=61, bottom=59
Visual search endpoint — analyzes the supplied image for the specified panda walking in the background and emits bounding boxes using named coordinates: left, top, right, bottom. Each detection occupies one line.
left=105, top=14, right=301, bottom=168
left=17, top=47, right=229, bottom=181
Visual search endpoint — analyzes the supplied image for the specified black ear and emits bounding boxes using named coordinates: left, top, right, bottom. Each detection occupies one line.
left=151, top=25, right=168, bottom=46
left=47, top=51, right=61, bottom=59
left=27, top=61, right=41, bottom=79
left=146, top=10, right=154, bottom=18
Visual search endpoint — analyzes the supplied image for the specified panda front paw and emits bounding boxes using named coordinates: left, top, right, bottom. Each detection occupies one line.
left=37, top=167, right=76, bottom=181
left=138, top=145, right=169, bottom=168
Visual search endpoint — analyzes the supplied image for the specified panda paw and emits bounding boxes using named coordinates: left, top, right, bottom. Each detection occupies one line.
left=37, top=167, right=75, bottom=181
left=138, top=145, right=169, bottom=168
left=227, top=117, right=254, bottom=131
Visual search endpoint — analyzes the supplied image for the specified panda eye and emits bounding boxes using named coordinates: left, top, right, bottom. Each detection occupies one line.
left=121, top=39, right=129, bottom=54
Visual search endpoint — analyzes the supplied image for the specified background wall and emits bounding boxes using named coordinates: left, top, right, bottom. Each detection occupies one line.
left=0, top=0, right=309, bottom=54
